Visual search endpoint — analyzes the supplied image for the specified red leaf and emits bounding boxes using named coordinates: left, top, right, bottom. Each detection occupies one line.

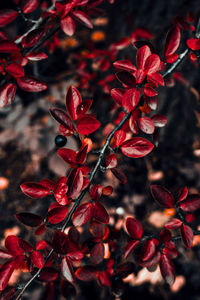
left=111, top=168, right=127, bottom=184
left=159, top=254, right=175, bottom=285
left=144, top=54, right=160, bottom=74
left=21, top=0, right=39, bottom=14
left=138, top=116, right=155, bottom=134
left=147, top=73, right=164, bottom=86
left=61, top=257, right=75, bottom=283
left=105, top=154, right=117, bottom=169
left=113, top=60, right=136, bottom=72
left=113, top=130, right=126, bottom=147
left=136, top=45, right=151, bottom=69
left=77, top=100, right=93, bottom=118
left=187, top=38, right=200, bottom=50
left=57, top=148, right=77, bottom=165
left=67, top=168, right=84, bottom=198
left=0, top=9, right=18, bottom=27
left=178, top=186, right=188, bottom=201
left=75, top=266, right=98, bottom=281
left=151, top=185, right=174, bottom=208
left=30, top=251, right=44, bottom=269
left=26, top=51, right=48, bottom=61
left=116, top=262, right=135, bottom=278
left=5, top=236, right=22, bottom=257
left=164, top=26, right=181, bottom=57
left=165, top=218, right=182, bottom=230
left=110, top=88, right=124, bottom=106
left=151, top=114, right=167, bottom=127
left=71, top=10, right=93, bottom=29
left=102, top=186, right=113, bottom=196
left=35, top=240, right=47, bottom=251
left=143, top=86, right=157, bottom=97
left=76, top=145, right=88, bottom=164
left=0, top=41, right=20, bottom=53
left=181, top=224, right=193, bottom=248
left=89, top=184, right=102, bottom=201
left=22, top=28, right=46, bottom=48
left=139, top=251, right=161, bottom=268
left=61, top=16, right=75, bottom=36
left=0, top=83, right=16, bottom=108
left=121, top=137, right=154, bottom=158
left=49, top=108, right=74, bottom=131
left=140, top=239, right=156, bottom=262
left=17, top=76, right=47, bottom=92
left=78, top=115, right=101, bottom=135
left=47, top=206, right=68, bottom=224
left=122, top=88, right=140, bottom=112
left=179, top=194, right=200, bottom=211
left=122, top=239, right=139, bottom=259
left=66, top=86, right=82, bottom=120
left=15, top=212, right=43, bottom=227
left=20, top=182, right=50, bottom=198
left=0, top=260, right=15, bottom=291
left=90, top=243, right=104, bottom=265
left=93, top=202, right=109, bottom=224
left=72, top=202, right=93, bottom=226
left=126, top=217, right=143, bottom=239
left=116, top=71, right=136, bottom=87
left=5, top=63, right=24, bottom=78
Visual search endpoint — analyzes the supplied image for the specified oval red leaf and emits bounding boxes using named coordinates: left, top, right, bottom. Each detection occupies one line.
left=47, top=206, right=68, bottom=224
left=121, top=137, right=154, bottom=158
left=49, top=108, right=74, bottom=131
left=20, top=182, right=50, bottom=198
left=138, top=116, right=155, bottom=134
left=180, top=224, right=193, bottom=248
left=57, top=148, right=77, bottom=165
left=179, top=194, right=200, bottom=211
left=164, top=26, right=181, bottom=57
left=67, top=168, right=84, bottom=198
left=78, top=115, right=101, bottom=135
left=0, top=83, right=16, bottom=108
left=72, top=202, right=93, bottom=227
left=30, top=251, right=44, bottom=269
left=66, top=86, right=82, bottom=121
left=61, top=15, right=75, bottom=36
left=126, top=217, right=143, bottom=239
left=122, top=88, right=140, bottom=112
left=15, top=212, right=43, bottom=227
left=17, top=76, right=47, bottom=92
left=0, top=260, right=15, bottom=291
left=159, top=254, right=175, bottom=286
left=151, top=185, right=174, bottom=208
left=136, top=45, right=151, bottom=69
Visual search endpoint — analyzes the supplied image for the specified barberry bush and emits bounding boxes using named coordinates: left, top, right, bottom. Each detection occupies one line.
left=0, top=1, right=200, bottom=299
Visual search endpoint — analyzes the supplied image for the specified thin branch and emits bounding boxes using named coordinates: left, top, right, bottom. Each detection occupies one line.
left=163, top=49, right=189, bottom=78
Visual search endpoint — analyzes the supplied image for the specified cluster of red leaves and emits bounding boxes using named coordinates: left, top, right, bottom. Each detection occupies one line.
left=123, top=185, right=200, bottom=286
left=0, top=0, right=109, bottom=108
